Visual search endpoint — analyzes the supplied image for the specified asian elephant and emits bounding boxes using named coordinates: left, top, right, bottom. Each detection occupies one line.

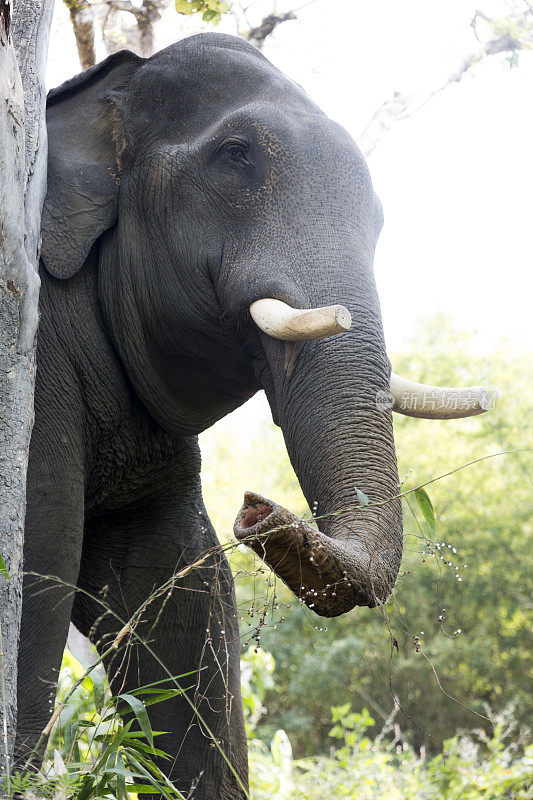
left=16, top=32, right=489, bottom=798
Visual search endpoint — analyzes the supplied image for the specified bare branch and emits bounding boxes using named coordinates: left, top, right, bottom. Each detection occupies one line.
left=105, top=0, right=146, bottom=23
left=358, top=7, right=533, bottom=157
left=238, top=0, right=317, bottom=49
left=244, top=10, right=297, bottom=48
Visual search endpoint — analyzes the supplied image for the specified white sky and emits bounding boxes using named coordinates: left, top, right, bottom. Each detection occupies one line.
left=48, top=0, right=533, bottom=436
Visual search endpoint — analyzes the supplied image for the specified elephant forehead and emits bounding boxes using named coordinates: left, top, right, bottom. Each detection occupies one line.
left=127, top=34, right=315, bottom=125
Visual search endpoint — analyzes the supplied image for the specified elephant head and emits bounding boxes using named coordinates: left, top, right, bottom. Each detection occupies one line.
left=41, top=33, right=490, bottom=617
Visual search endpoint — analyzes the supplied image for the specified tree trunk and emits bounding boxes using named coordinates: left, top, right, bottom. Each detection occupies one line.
left=101, top=0, right=167, bottom=59
left=0, top=0, right=53, bottom=783
left=64, top=0, right=95, bottom=69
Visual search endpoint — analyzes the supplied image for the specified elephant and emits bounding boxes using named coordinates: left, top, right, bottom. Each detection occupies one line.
left=15, top=32, right=490, bottom=799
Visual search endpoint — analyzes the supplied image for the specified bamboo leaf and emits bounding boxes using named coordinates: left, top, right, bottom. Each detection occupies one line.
left=355, top=488, right=369, bottom=507
left=123, top=738, right=171, bottom=759
left=90, top=669, right=106, bottom=711
left=415, top=487, right=437, bottom=533
left=129, top=687, right=185, bottom=698
left=118, top=693, right=154, bottom=750
left=75, top=775, right=96, bottom=800
left=62, top=721, right=81, bottom=765
left=105, top=752, right=127, bottom=799
left=126, top=752, right=186, bottom=799
left=142, top=689, right=187, bottom=707
left=126, top=670, right=198, bottom=696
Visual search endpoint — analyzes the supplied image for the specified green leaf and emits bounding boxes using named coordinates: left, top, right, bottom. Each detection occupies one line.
left=94, top=720, right=133, bottom=754
left=0, top=552, right=9, bottom=581
left=123, top=738, right=171, bottom=759
left=92, top=720, right=133, bottom=776
left=354, top=488, right=369, bottom=507
left=125, top=670, right=198, bottom=696
left=104, top=765, right=144, bottom=780
left=328, top=724, right=344, bottom=739
left=130, top=687, right=178, bottom=696
left=331, top=703, right=351, bottom=722
left=90, top=669, right=106, bottom=711
left=62, top=721, right=81, bottom=765
left=76, top=775, right=96, bottom=800
left=106, top=751, right=126, bottom=800
left=142, top=689, right=187, bottom=707
left=174, top=0, right=228, bottom=22
left=118, top=693, right=154, bottom=751
left=415, top=487, right=437, bottom=533
left=125, top=752, right=186, bottom=799
left=95, top=771, right=112, bottom=797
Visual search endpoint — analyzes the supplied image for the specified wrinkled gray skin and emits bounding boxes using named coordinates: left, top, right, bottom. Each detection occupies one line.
left=16, top=33, right=402, bottom=798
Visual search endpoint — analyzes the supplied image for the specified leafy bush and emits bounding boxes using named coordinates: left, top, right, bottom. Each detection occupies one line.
left=5, top=631, right=530, bottom=799
left=8, top=648, right=193, bottom=799
left=251, top=705, right=533, bottom=800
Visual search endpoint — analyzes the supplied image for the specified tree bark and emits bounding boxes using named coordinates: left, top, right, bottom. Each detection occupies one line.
left=0, top=0, right=53, bottom=783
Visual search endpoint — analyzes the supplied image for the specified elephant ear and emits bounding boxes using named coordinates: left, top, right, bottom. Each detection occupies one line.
left=41, top=51, right=142, bottom=279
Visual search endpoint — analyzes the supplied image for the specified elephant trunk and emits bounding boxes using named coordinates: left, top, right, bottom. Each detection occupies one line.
left=234, top=312, right=403, bottom=617
left=234, top=491, right=398, bottom=616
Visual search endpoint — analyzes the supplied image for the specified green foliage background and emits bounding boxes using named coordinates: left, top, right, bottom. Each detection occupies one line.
left=201, top=314, right=533, bottom=756
left=36, top=645, right=532, bottom=799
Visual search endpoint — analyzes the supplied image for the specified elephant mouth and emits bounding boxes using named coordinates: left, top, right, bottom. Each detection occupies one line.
left=234, top=491, right=380, bottom=617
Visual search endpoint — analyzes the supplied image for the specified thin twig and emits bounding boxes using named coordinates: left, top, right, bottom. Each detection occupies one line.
left=312, top=449, right=531, bottom=523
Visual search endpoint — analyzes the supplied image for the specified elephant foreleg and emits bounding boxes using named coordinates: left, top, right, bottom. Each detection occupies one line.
left=72, top=477, right=248, bottom=800
left=15, top=427, right=85, bottom=767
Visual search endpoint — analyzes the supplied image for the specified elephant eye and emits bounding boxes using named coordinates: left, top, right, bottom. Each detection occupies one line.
left=220, top=137, right=252, bottom=168
left=226, top=145, right=249, bottom=166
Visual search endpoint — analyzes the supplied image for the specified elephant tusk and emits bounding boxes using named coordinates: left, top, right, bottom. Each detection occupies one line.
left=250, top=298, right=352, bottom=341
left=389, top=373, right=497, bottom=419
left=250, top=299, right=496, bottom=417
